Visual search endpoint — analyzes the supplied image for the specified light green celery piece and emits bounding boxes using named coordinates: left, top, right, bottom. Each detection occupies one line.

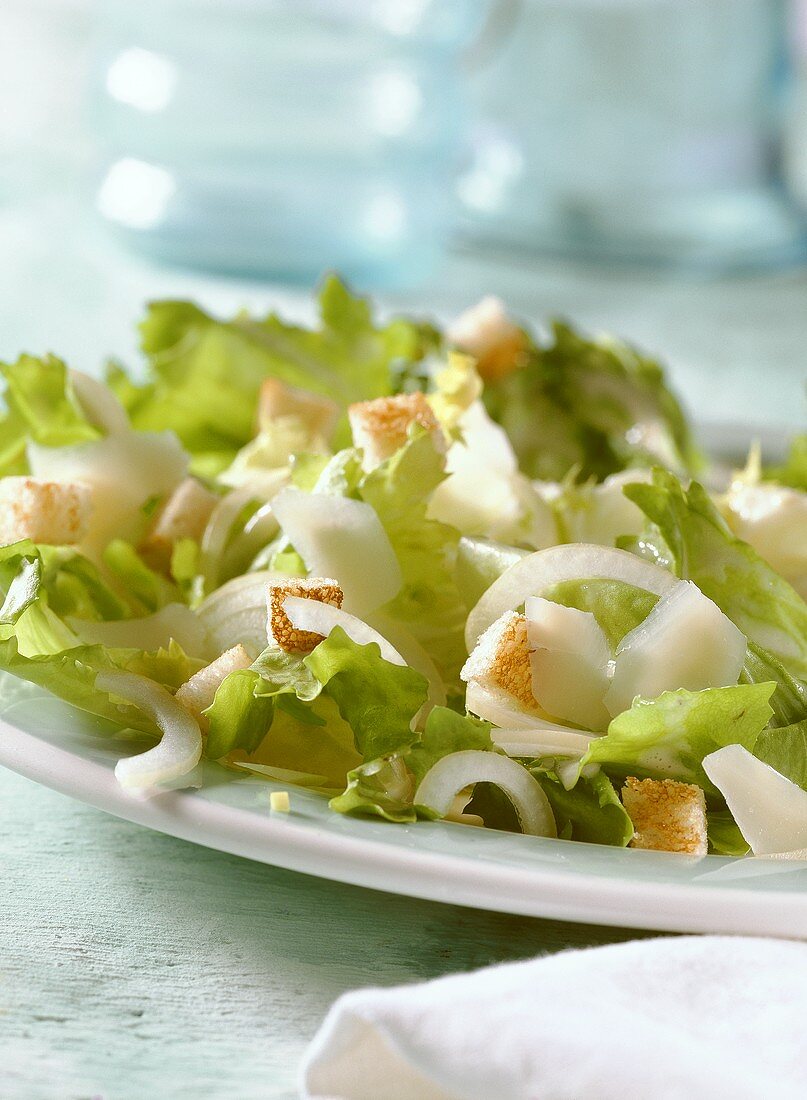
left=582, top=683, right=776, bottom=794
left=541, top=578, right=659, bottom=651
left=0, top=353, right=100, bottom=474
left=626, top=469, right=807, bottom=680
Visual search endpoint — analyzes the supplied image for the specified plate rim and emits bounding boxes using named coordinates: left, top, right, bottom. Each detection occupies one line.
left=3, top=714, right=807, bottom=938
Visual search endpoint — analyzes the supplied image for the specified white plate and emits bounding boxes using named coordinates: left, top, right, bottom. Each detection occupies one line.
left=2, top=676, right=807, bottom=938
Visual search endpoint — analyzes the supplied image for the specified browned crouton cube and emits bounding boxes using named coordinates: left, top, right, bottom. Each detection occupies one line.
left=257, top=378, right=339, bottom=440
left=348, top=393, right=445, bottom=471
left=175, top=644, right=253, bottom=729
left=622, top=777, right=708, bottom=856
left=461, top=611, right=539, bottom=712
left=140, top=477, right=217, bottom=570
left=267, top=576, right=343, bottom=654
left=0, top=477, right=92, bottom=546
left=447, top=297, right=527, bottom=382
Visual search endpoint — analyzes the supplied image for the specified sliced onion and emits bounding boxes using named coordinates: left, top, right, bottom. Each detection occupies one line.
left=415, top=750, right=557, bottom=837
left=272, top=487, right=402, bottom=616
left=70, top=370, right=130, bottom=434
left=492, top=724, right=597, bottom=759
left=466, top=544, right=678, bottom=650
left=222, top=500, right=281, bottom=578
left=283, top=597, right=405, bottom=665
left=232, top=762, right=330, bottom=788
left=69, top=603, right=211, bottom=659
left=703, top=744, right=807, bottom=856
left=97, top=669, right=202, bottom=791
left=200, top=473, right=287, bottom=589
left=198, top=570, right=286, bottom=653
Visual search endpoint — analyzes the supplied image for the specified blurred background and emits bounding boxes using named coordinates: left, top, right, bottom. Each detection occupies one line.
left=1, top=0, right=806, bottom=426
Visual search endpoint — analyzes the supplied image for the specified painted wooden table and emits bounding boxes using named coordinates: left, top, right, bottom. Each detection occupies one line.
left=0, top=767, right=646, bottom=1099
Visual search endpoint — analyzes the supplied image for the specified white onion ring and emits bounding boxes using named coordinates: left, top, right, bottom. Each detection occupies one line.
left=466, top=544, right=677, bottom=650
left=283, top=597, right=405, bottom=666
left=493, top=725, right=597, bottom=759
left=97, top=669, right=202, bottom=791
left=198, top=570, right=285, bottom=653
left=415, top=750, right=557, bottom=837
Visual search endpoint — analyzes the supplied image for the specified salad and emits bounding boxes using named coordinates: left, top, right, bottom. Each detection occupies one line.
left=1, top=277, right=806, bottom=859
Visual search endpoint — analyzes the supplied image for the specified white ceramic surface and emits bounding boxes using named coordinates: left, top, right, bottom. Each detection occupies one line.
left=1, top=675, right=807, bottom=938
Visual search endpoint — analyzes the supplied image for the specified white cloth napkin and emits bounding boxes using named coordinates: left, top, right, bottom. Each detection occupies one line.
left=300, top=935, right=807, bottom=1100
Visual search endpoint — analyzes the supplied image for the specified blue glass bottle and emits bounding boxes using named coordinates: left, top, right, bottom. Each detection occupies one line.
left=93, top=1, right=483, bottom=288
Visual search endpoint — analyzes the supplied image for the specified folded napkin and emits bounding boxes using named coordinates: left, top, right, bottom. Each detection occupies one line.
left=300, top=935, right=807, bottom=1100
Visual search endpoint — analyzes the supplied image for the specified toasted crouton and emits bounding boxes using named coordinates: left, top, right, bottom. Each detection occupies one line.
left=447, top=297, right=526, bottom=382
left=0, top=477, right=92, bottom=546
left=257, top=378, right=339, bottom=440
left=622, top=777, right=708, bottom=856
left=140, top=477, right=217, bottom=570
left=175, top=644, right=253, bottom=729
left=267, top=576, right=343, bottom=653
left=461, top=611, right=540, bottom=713
left=348, top=393, right=446, bottom=471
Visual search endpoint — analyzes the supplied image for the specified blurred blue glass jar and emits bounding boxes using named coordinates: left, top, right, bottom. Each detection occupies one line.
left=460, top=0, right=806, bottom=268
left=93, top=1, right=483, bottom=287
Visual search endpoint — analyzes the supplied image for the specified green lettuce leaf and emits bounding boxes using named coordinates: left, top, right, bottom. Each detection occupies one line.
left=754, top=719, right=807, bottom=790
left=360, top=431, right=467, bottom=700
left=0, top=541, right=200, bottom=732
left=626, top=469, right=807, bottom=680
left=205, top=629, right=428, bottom=770
left=330, top=706, right=492, bottom=823
left=534, top=769, right=633, bottom=846
left=765, top=435, right=807, bottom=491
left=740, top=641, right=807, bottom=727
left=482, top=321, right=696, bottom=482
left=0, top=354, right=100, bottom=475
left=205, top=669, right=276, bottom=759
left=707, top=810, right=750, bottom=856
left=329, top=756, right=420, bottom=823
left=103, top=539, right=181, bottom=614
left=112, top=276, right=431, bottom=476
left=541, top=578, right=660, bottom=651
left=304, top=626, right=429, bottom=760
left=406, top=706, right=494, bottom=787
left=582, top=684, right=776, bottom=793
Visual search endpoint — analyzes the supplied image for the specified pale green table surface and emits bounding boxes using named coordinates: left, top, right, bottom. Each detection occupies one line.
left=1, top=194, right=805, bottom=1099
left=0, top=768, right=647, bottom=1100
